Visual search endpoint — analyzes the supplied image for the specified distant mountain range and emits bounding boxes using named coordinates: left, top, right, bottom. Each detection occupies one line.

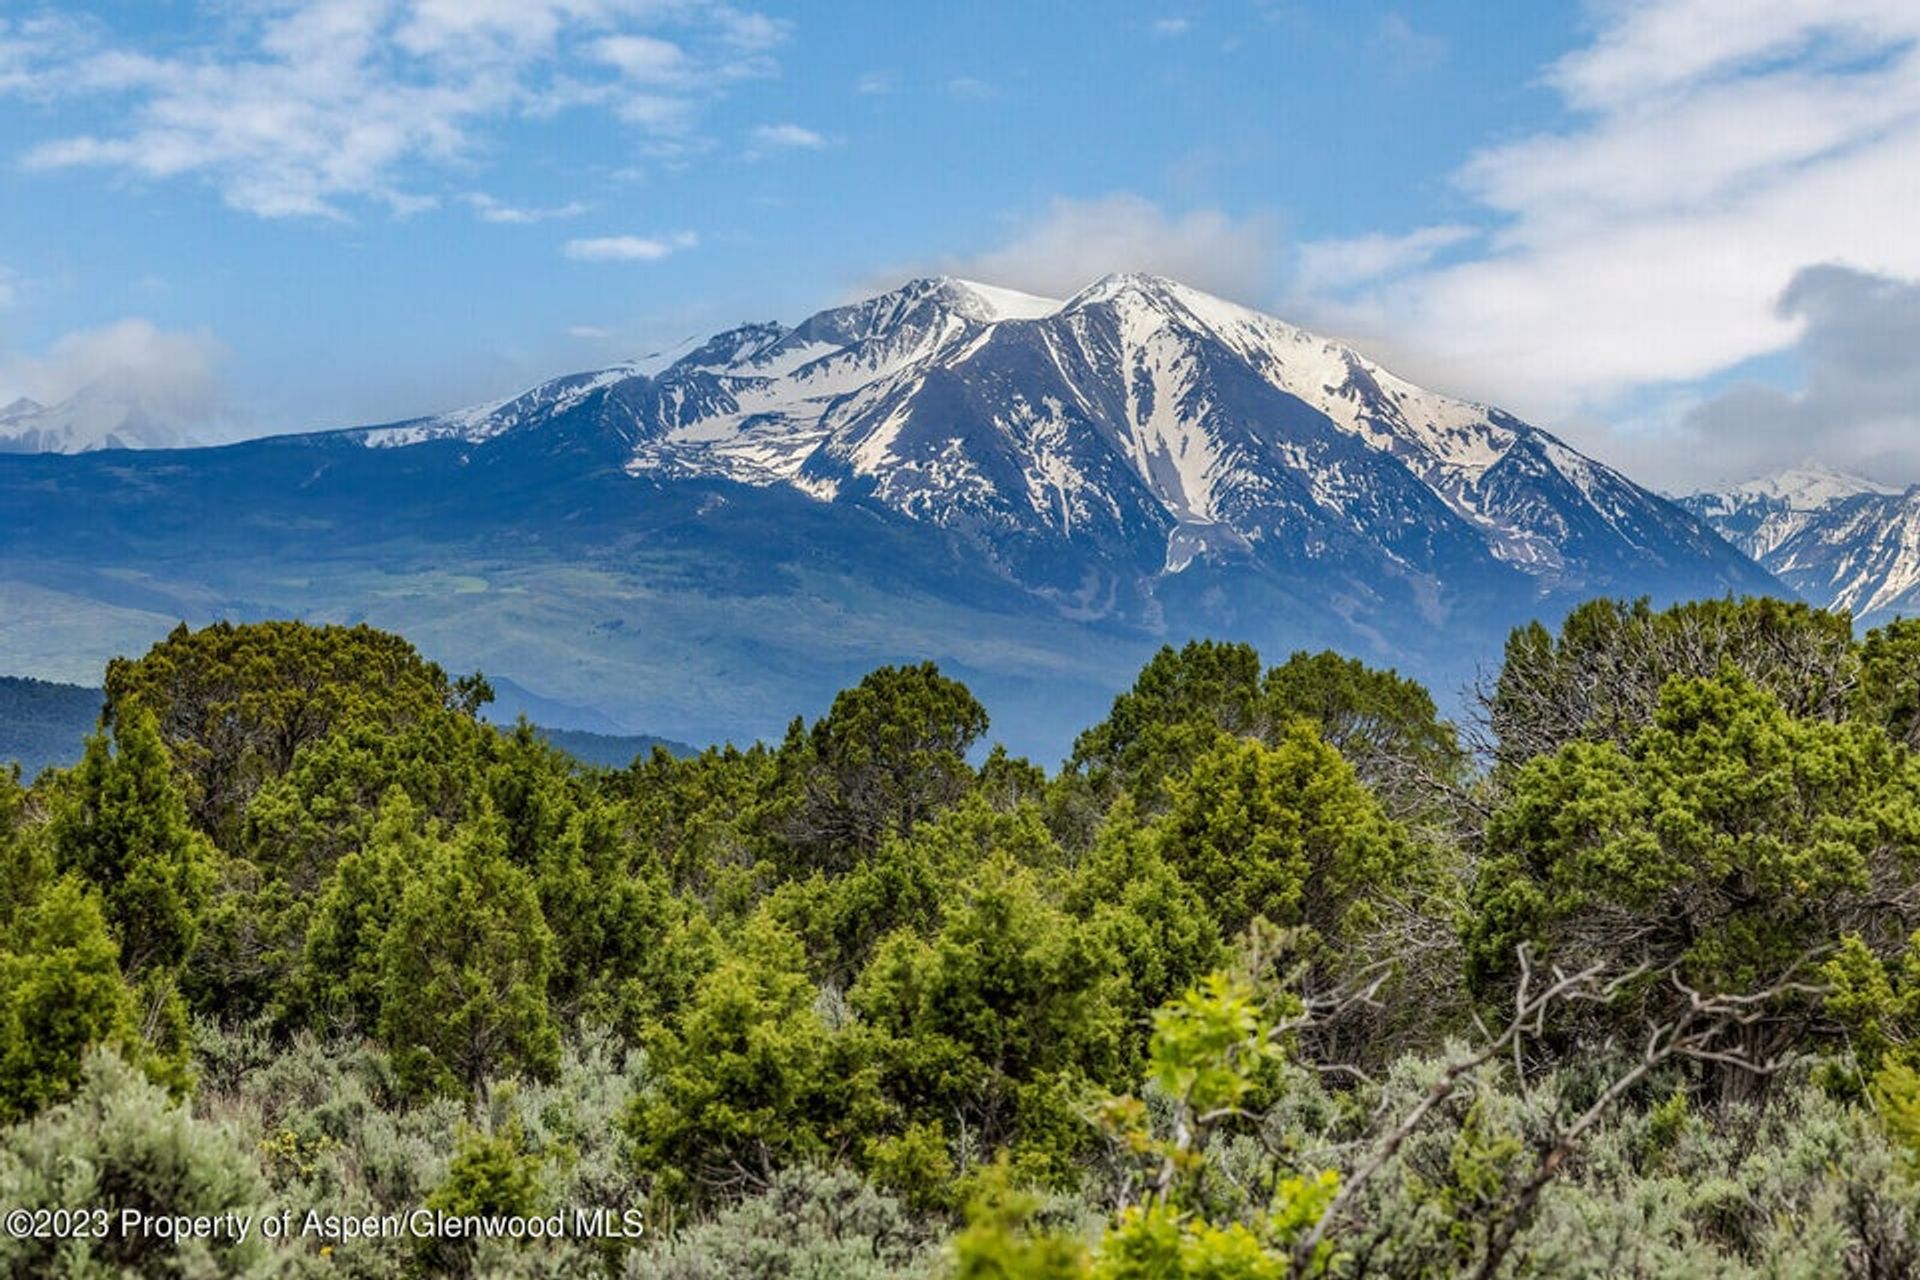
left=0, top=674, right=687, bottom=779
left=0, top=377, right=200, bottom=454
left=0, top=675, right=102, bottom=779
left=0, top=274, right=1778, bottom=756
left=1683, top=464, right=1920, bottom=623
left=356, top=274, right=1765, bottom=606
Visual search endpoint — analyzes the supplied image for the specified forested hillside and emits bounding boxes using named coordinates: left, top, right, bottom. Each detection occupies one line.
left=0, top=669, right=686, bottom=782
left=8, top=603, right=1920, bottom=1277
left=0, top=675, right=100, bottom=778
left=531, top=727, right=696, bottom=768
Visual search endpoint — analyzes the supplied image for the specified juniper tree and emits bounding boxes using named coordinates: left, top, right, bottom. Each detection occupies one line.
left=52, top=705, right=213, bottom=978
left=376, top=818, right=561, bottom=1101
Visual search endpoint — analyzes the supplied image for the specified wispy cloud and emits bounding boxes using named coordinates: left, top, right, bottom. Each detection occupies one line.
left=590, top=33, right=694, bottom=86
left=563, top=232, right=698, bottom=263
left=854, top=70, right=894, bottom=95
left=946, top=76, right=999, bottom=102
left=914, top=193, right=1279, bottom=303
left=0, top=317, right=227, bottom=430
left=1312, top=0, right=1920, bottom=432
left=1374, top=12, right=1446, bottom=76
left=717, top=11, right=788, bottom=52
left=0, top=14, right=81, bottom=92
left=1293, top=225, right=1474, bottom=295
left=1, top=2, right=788, bottom=219
left=567, top=324, right=613, bottom=340
left=749, top=122, right=829, bottom=151
left=1151, top=17, right=1192, bottom=38
left=463, top=193, right=588, bottom=225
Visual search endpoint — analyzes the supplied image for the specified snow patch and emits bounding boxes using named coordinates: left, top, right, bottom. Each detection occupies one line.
left=1718, top=463, right=1899, bottom=510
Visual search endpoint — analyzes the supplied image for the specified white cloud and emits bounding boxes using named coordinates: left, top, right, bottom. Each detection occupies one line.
left=1374, top=12, right=1446, bottom=76
left=463, top=193, right=588, bottom=224
left=929, top=194, right=1279, bottom=303
left=1314, top=0, right=1920, bottom=437
left=1293, top=225, right=1474, bottom=295
left=1151, top=17, right=1191, bottom=37
left=946, top=76, right=999, bottom=102
left=2, top=318, right=219, bottom=406
left=1, top=1, right=787, bottom=219
left=567, top=324, right=612, bottom=340
left=590, top=33, right=693, bottom=85
left=0, top=13, right=92, bottom=95
left=563, top=232, right=698, bottom=262
left=1544, top=0, right=1920, bottom=112
left=0, top=318, right=229, bottom=441
left=749, top=122, right=829, bottom=150
left=718, top=11, right=788, bottom=52
left=855, top=70, right=894, bottom=95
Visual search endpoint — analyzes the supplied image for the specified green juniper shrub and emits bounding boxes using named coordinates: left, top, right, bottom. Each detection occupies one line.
left=376, top=816, right=562, bottom=1101
left=8, top=613, right=1920, bottom=1279
left=852, top=854, right=1130, bottom=1185
left=103, top=619, right=491, bottom=844
left=626, top=914, right=890, bottom=1210
left=1470, top=666, right=1920, bottom=1101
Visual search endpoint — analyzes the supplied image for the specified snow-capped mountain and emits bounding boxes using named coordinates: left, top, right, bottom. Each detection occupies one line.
left=0, top=273, right=1780, bottom=755
left=0, top=398, right=44, bottom=429
left=355, top=273, right=1767, bottom=607
left=1681, top=464, right=1899, bottom=561
left=1683, top=466, right=1920, bottom=622
left=0, top=379, right=201, bottom=453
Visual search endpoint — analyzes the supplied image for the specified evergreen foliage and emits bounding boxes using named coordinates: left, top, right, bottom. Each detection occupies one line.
left=767, top=661, right=989, bottom=870
left=0, top=877, right=140, bottom=1123
left=102, top=619, right=490, bottom=841
left=1487, top=596, right=1860, bottom=766
left=1153, top=727, right=1419, bottom=942
left=375, top=817, right=562, bottom=1099
left=627, top=916, right=886, bottom=1207
left=8, top=607, right=1920, bottom=1277
left=52, top=706, right=214, bottom=976
left=1473, top=666, right=1920, bottom=1099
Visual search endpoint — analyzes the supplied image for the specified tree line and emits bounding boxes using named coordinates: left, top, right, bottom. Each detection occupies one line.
left=7, top=601, right=1920, bottom=1276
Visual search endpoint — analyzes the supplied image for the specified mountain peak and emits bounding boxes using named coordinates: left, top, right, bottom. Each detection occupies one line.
left=1060, top=272, right=1305, bottom=346
left=0, top=381, right=198, bottom=454
left=1716, top=462, right=1900, bottom=509
left=878, top=276, right=1062, bottom=323
left=626, top=322, right=789, bottom=378
left=330, top=272, right=1766, bottom=615
left=0, top=270, right=1780, bottom=752
left=1681, top=463, right=1913, bottom=592
left=1070, top=271, right=1189, bottom=305
left=655, top=321, right=787, bottom=375
left=1685, top=465, right=1920, bottom=623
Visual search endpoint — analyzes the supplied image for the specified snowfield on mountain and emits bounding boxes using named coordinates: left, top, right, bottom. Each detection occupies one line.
left=1686, top=464, right=1920, bottom=622
left=0, top=275, right=1776, bottom=752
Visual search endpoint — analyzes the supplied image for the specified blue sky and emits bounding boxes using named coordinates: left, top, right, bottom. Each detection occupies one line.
left=2, top=1, right=1919, bottom=487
